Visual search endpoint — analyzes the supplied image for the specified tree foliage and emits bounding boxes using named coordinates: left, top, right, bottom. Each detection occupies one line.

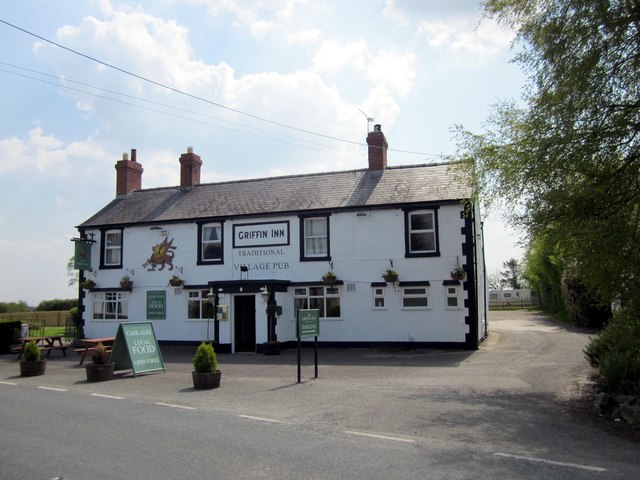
left=457, top=0, right=640, bottom=313
left=0, top=301, right=30, bottom=313
left=522, top=232, right=565, bottom=314
left=36, top=299, right=77, bottom=311
left=500, top=258, right=523, bottom=289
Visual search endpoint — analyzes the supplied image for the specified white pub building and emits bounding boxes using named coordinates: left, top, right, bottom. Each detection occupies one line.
left=76, top=126, right=488, bottom=352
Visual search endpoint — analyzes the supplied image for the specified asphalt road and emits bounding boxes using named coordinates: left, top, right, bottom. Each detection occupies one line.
left=0, top=311, right=638, bottom=479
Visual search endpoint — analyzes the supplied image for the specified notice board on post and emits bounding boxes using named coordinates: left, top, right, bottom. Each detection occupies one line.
left=110, top=322, right=165, bottom=376
left=297, top=309, right=320, bottom=338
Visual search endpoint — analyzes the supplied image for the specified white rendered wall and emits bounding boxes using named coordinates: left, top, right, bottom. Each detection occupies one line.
left=81, top=204, right=478, bottom=345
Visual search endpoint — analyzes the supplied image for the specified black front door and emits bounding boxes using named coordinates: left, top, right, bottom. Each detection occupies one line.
left=234, top=295, right=256, bottom=353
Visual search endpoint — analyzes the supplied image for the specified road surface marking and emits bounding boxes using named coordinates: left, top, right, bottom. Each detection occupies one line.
left=37, top=386, right=67, bottom=392
left=0, top=381, right=17, bottom=385
left=494, top=453, right=606, bottom=472
left=344, top=430, right=416, bottom=444
left=155, top=402, right=197, bottom=410
left=238, top=415, right=291, bottom=424
left=91, top=393, right=124, bottom=400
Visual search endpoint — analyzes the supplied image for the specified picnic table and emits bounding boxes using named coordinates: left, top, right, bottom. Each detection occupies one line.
left=74, top=337, right=115, bottom=365
left=16, top=336, right=68, bottom=360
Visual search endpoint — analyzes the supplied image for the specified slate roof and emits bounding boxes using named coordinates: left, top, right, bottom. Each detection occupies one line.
left=77, top=162, right=472, bottom=229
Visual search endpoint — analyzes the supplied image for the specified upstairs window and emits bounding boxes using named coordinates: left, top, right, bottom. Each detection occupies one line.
left=405, top=209, right=439, bottom=257
left=101, top=229, right=122, bottom=268
left=198, top=222, right=224, bottom=264
left=300, top=215, right=330, bottom=261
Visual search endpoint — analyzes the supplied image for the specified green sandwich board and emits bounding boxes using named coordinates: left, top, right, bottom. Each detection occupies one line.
left=110, top=322, right=165, bottom=376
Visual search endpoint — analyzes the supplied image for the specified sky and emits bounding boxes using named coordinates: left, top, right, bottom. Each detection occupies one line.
left=0, top=0, right=525, bottom=306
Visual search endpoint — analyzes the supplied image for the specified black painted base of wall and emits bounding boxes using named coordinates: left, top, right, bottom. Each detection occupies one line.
left=158, top=340, right=480, bottom=353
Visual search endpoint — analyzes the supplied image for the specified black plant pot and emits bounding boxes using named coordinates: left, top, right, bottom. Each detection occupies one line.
left=20, top=359, right=46, bottom=377
left=192, top=370, right=221, bottom=389
left=263, top=341, right=281, bottom=355
left=86, top=363, right=115, bottom=382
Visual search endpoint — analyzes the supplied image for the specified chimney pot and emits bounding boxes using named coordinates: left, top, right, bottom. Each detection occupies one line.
left=115, top=148, right=143, bottom=196
left=366, top=124, right=388, bottom=171
left=179, top=148, right=202, bottom=188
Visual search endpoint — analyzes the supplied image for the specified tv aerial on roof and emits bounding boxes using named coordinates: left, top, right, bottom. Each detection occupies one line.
left=358, top=108, right=375, bottom=137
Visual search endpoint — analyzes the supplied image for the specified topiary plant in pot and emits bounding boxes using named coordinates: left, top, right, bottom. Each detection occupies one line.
left=20, top=340, right=46, bottom=377
left=192, top=341, right=221, bottom=389
left=85, top=342, right=114, bottom=382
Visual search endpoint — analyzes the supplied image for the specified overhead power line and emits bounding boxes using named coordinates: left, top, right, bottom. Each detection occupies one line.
left=0, top=18, right=446, bottom=159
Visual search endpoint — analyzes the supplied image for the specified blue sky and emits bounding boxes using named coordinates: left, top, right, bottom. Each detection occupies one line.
left=0, top=0, right=525, bottom=305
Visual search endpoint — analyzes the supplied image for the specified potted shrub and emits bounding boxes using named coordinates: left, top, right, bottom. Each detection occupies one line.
left=322, top=271, right=337, bottom=286
left=382, top=269, right=399, bottom=284
left=120, top=275, right=133, bottom=289
left=192, top=341, right=221, bottom=389
left=81, top=279, right=96, bottom=290
left=451, top=265, right=466, bottom=280
left=169, top=275, right=184, bottom=287
left=85, top=342, right=114, bottom=382
left=20, top=340, right=46, bottom=377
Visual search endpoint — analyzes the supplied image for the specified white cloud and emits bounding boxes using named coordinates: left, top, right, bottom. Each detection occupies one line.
left=416, top=17, right=514, bottom=58
left=312, top=39, right=367, bottom=76
left=287, top=28, right=323, bottom=44
left=0, top=127, right=68, bottom=175
left=249, top=20, right=276, bottom=38
left=365, top=49, right=416, bottom=97
left=0, top=127, right=111, bottom=215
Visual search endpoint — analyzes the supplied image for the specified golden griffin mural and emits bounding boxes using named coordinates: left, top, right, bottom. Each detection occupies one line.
left=142, top=237, right=176, bottom=271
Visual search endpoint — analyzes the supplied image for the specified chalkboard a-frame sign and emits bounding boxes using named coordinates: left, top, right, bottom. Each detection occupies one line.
left=110, top=322, right=165, bottom=376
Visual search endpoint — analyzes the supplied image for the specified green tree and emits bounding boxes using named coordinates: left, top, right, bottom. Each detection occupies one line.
left=36, top=299, right=77, bottom=311
left=456, top=0, right=640, bottom=313
left=0, top=301, right=30, bottom=313
left=500, top=258, right=523, bottom=289
left=67, top=256, right=78, bottom=287
left=522, top=233, right=565, bottom=314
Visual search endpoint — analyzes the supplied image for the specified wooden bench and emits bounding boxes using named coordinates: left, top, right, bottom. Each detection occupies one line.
left=15, top=336, right=67, bottom=359
left=41, top=345, right=68, bottom=357
left=74, top=345, right=112, bottom=365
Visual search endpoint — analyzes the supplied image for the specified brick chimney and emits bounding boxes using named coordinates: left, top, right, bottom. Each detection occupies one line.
left=366, top=124, right=388, bottom=170
left=115, top=148, right=143, bottom=197
left=179, top=146, right=202, bottom=189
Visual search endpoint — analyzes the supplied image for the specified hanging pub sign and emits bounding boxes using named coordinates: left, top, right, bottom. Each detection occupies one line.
left=73, top=240, right=92, bottom=270
left=110, top=322, right=165, bottom=376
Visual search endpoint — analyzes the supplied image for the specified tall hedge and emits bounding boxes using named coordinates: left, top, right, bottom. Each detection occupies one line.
left=0, top=320, right=22, bottom=354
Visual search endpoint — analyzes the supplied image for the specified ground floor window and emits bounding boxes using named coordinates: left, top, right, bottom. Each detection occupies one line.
left=188, top=290, right=215, bottom=320
left=93, top=292, right=128, bottom=320
left=293, top=286, right=341, bottom=318
left=445, top=285, right=459, bottom=308
left=373, top=286, right=385, bottom=308
left=402, top=286, right=429, bottom=308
